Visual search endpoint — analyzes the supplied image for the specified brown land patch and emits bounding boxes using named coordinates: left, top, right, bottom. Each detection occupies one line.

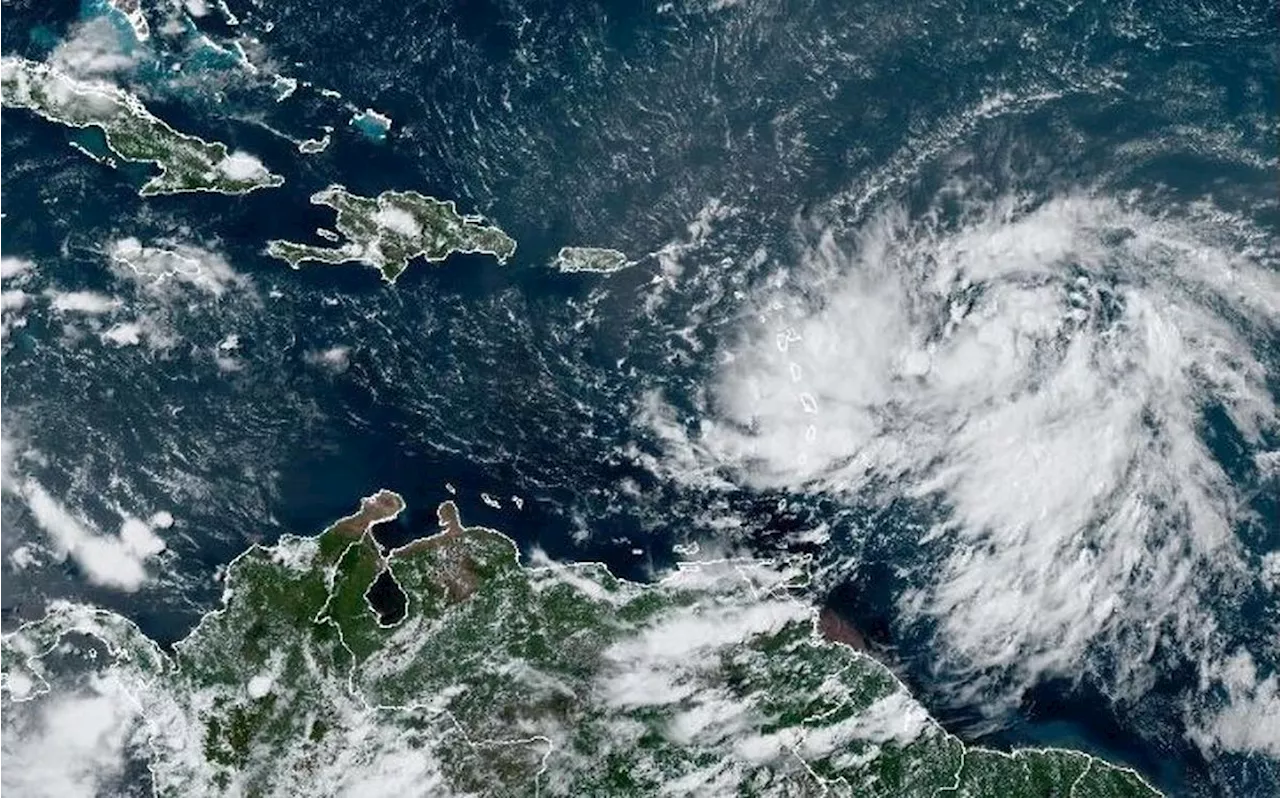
left=817, top=606, right=869, bottom=652
left=325, top=489, right=406, bottom=539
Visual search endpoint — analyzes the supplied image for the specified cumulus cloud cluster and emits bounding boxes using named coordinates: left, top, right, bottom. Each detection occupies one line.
left=17, top=239, right=251, bottom=352
left=19, top=479, right=167, bottom=592
left=0, top=257, right=35, bottom=280
left=1, top=674, right=142, bottom=798
left=1, top=256, right=35, bottom=342
left=48, top=16, right=139, bottom=79
left=215, top=151, right=272, bottom=183
left=643, top=191, right=1280, bottom=754
left=0, top=422, right=170, bottom=596
left=108, top=236, right=250, bottom=298
left=1, top=237, right=255, bottom=591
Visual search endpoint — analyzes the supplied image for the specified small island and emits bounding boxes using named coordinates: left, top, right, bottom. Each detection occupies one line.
left=2, top=490, right=1161, bottom=797
left=266, top=185, right=517, bottom=283
left=553, top=246, right=631, bottom=274
left=349, top=108, right=392, bottom=141
left=0, top=57, right=285, bottom=197
left=297, top=133, right=331, bottom=154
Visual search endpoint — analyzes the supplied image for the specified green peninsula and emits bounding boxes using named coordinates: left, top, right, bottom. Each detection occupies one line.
left=0, top=56, right=284, bottom=197
left=265, top=185, right=517, bottom=283
left=1, top=491, right=1160, bottom=797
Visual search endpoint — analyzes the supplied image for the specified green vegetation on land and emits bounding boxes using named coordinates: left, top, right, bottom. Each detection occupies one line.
left=0, top=56, right=284, bottom=196
left=2, top=490, right=1160, bottom=797
left=553, top=246, right=631, bottom=273
left=266, top=185, right=517, bottom=283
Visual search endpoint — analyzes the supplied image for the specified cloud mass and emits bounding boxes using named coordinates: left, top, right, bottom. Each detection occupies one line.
left=642, top=190, right=1280, bottom=753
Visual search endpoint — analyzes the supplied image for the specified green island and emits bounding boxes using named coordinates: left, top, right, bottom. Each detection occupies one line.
left=265, top=185, right=517, bottom=283
left=1, top=491, right=1159, bottom=797
left=553, top=246, right=632, bottom=274
left=0, top=56, right=285, bottom=197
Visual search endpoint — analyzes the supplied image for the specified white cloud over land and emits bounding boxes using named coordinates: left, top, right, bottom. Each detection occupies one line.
left=640, top=190, right=1280, bottom=754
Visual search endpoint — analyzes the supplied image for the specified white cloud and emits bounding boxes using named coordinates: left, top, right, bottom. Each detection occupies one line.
left=216, top=151, right=270, bottom=182
left=1191, top=650, right=1280, bottom=757
left=798, top=689, right=932, bottom=751
left=726, top=686, right=933, bottom=768
left=643, top=192, right=1280, bottom=727
left=0, top=427, right=16, bottom=495
left=0, top=674, right=140, bottom=798
left=20, top=480, right=165, bottom=591
left=108, top=0, right=151, bottom=41
left=603, top=599, right=807, bottom=708
left=373, top=206, right=421, bottom=238
left=100, top=321, right=143, bottom=347
left=109, top=237, right=250, bottom=298
left=118, top=516, right=166, bottom=559
left=329, top=720, right=451, bottom=798
left=665, top=691, right=752, bottom=746
left=2, top=289, right=31, bottom=341
left=4, top=668, right=37, bottom=700
left=3, top=290, right=31, bottom=310
left=9, top=544, right=42, bottom=571
left=45, top=290, right=121, bottom=314
left=246, top=673, right=273, bottom=699
left=0, top=316, right=26, bottom=340
left=304, top=345, right=351, bottom=373
left=1, top=256, right=35, bottom=281
left=48, top=17, right=138, bottom=79
left=245, top=650, right=284, bottom=699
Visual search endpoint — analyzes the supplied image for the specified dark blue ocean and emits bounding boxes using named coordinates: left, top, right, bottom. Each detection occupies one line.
left=2, top=1, right=1277, bottom=795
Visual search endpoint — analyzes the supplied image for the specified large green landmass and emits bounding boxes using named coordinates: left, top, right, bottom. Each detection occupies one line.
left=0, top=56, right=285, bottom=197
left=1, top=492, right=1159, bottom=797
left=265, top=185, right=517, bottom=283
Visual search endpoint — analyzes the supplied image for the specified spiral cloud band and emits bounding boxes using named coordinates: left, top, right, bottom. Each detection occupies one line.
left=648, top=190, right=1280, bottom=756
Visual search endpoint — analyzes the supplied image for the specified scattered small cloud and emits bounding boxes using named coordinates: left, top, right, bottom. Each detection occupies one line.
left=2, top=290, right=32, bottom=341
left=8, top=543, right=43, bottom=571
left=373, top=207, right=421, bottom=237
left=304, top=345, right=351, bottom=373
left=214, top=353, right=243, bottom=372
left=1191, top=650, right=1280, bottom=758
left=100, top=321, right=144, bottom=347
left=109, top=237, right=250, bottom=297
left=45, top=290, right=121, bottom=315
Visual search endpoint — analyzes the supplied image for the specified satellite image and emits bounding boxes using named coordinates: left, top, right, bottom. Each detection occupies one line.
left=0, top=1, right=1276, bottom=796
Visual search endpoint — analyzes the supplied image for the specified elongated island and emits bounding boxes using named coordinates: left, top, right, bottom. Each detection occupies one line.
left=1, top=56, right=284, bottom=197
